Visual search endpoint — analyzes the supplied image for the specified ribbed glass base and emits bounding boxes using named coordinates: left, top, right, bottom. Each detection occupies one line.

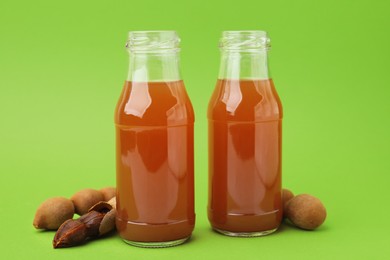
left=122, top=236, right=190, bottom=248
left=213, top=227, right=278, bottom=237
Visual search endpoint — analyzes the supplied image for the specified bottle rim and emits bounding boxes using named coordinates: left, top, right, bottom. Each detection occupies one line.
left=126, top=31, right=181, bottom=53
left=219, top=30, right=271, bottom=51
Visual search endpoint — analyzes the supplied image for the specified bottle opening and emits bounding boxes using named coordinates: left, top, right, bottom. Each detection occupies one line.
left=219, top=31, right=270, bottom=51
left=126, top=31, right=181, bottom=53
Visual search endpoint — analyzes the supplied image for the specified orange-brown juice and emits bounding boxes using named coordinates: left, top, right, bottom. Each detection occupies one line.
left=115, top=80, right=195, bottom=242
left=208, top=79, right=283, bottom=234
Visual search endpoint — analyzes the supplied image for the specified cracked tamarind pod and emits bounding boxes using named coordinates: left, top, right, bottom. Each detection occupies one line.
left=53, top=197, right=117, bottom=248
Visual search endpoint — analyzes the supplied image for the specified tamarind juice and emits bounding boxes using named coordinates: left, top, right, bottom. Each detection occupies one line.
left=208, top=79, right=283, bottom=235
left=115, top=80, right=195, bottom=246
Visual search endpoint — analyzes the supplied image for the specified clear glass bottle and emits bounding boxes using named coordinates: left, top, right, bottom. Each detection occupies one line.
left=115, top=31, right=195, bottom=247
left=207, top=31, right=283, bottom=236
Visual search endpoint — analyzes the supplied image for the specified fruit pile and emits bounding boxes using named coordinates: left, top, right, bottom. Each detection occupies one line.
left=282, top=189, right=327, bottom=230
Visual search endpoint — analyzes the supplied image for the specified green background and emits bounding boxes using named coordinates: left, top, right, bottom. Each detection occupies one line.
left=1, top=0, right=389, bottom=258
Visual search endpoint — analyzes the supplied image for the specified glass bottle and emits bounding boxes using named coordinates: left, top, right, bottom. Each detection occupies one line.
left=115, top=31, right=195, bottom=247
left=207, top=31, right=283, bottom=236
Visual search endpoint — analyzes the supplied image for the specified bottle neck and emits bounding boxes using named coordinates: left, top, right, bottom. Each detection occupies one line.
left=218, top=50, right=269, bottom=80
left=127, top=52, right=181, bottom=82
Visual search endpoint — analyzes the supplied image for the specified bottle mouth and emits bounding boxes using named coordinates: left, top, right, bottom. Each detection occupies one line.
left=126, top=31, right=180, bottom=53
left=219, top=31, right=270, bottom=51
